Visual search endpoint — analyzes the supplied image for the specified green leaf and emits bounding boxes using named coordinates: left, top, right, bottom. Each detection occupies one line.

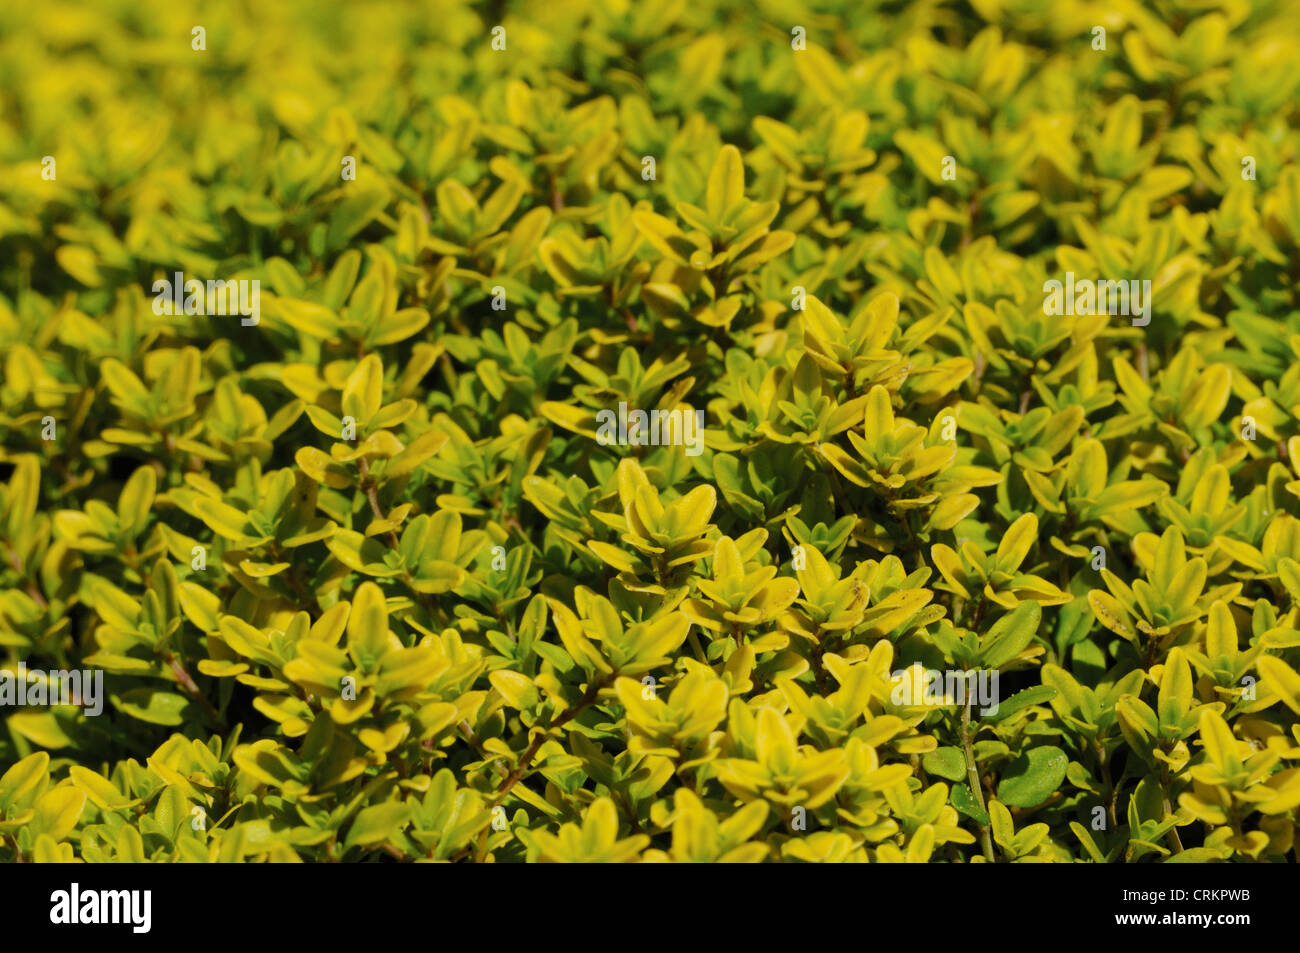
left=328, top=190, right=388, bottom=250
left=996, top=745, right=1068, bottom=808
left=922, top=747, right=967, bottom=781
left=345, top=801, right=410, bottom=848
left=980, top=600, right=1042, bottom=669
left=983, top=685, right=1058, bottom=723
left=115, top=688, right=193, bottom=726
left=950, top=783, right=990, bottom=827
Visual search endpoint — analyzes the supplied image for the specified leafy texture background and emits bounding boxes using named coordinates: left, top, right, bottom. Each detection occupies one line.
left=2, top=0, right=1300, bottom=862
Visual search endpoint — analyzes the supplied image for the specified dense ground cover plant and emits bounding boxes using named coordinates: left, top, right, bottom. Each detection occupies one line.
left=2, top=0, right=1300, bottom=863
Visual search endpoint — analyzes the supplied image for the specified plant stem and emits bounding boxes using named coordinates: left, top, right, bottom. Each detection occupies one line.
left=809, top=634, right=830, bottom=694
left=163, top=650, right=225, bottom=728
left=1094, top=739, right=1119, bottom=832
left=494, top=677, right=607, bottom=802
left=1160, top=764, right=1185, bottom=854
left=961, top=692, right=996, bottom=862
left=357, top=458, right=401, bottom=549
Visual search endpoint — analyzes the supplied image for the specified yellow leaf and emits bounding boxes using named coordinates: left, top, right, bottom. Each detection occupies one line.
left=347, top=582, right=390, bottom=664
left=996, top=513, right=1038, bottom=571
left=1258, top=654, right=1300, bottom=715
left=1157, top=648, right=1193, bottom=727
left=1198, top=709, right=1242, bottom=779
left=342, top=354, right=384, bottom=424
left=490, top=670, right=539, bottom=710
left=0, top=751, right=49, bottom=810
left=1204, top=600, right=1237, bottom=660
left=193, top=497, right=252, bottom=540
left=706, top=145, right=746, bottom=221
left=34, top=786, right=86, bottom=841
left=69, top=766, right=133, bottom=811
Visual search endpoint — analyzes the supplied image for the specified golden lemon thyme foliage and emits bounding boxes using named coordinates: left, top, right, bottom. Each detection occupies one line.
left=1, top=0, right=1300, bottom=865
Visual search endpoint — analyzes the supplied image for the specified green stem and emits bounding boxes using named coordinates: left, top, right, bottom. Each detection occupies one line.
left=1160, top=763, right=1185, bottom=855
left=1094, top=739, right=1119, bottom=832
left=962, top=692, right=996, bottom=862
